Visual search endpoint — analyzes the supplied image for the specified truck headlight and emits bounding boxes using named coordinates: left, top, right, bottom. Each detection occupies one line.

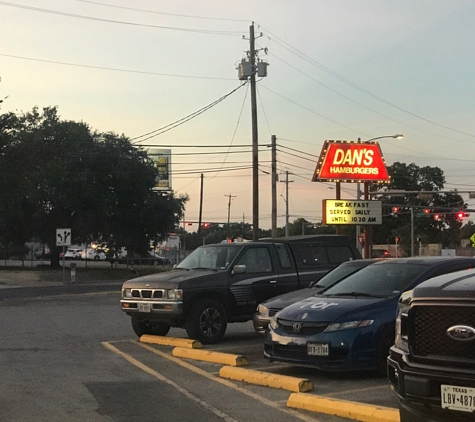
left=395, top=292, right=411, bottom=353
left=257, top=303, right=268, bottom=315
left=167, top=289, right=183, bottom=300
left=324, top=320, right=373, bottom=332
left=123, top=288, right=132, bottom=298
left=269, top=316, right=279, bottom=330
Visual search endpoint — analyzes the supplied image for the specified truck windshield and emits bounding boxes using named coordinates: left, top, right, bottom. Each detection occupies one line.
left=176, top=245, right=242, bottom=270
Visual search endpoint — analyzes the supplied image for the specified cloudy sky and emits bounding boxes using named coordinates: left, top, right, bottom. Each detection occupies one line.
left=2, top=0, right=475, bottom=231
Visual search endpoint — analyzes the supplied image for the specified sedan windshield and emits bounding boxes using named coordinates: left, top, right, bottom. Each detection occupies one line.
left=176, top=245, right=242, bottom=270
left=321, top=262, right=428, bottom=298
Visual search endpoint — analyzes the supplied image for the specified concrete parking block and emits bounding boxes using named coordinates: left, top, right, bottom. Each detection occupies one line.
left=287, top=393, right=400, bottom=422
left=140, top=335, right=202, bottom=349
left=220, top=366, right=313, bottom=393
left=172, top=347, right=249, bottom=366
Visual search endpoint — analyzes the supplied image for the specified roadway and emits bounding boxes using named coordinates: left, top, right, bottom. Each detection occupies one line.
left=0, top=287, right=400, bottom=421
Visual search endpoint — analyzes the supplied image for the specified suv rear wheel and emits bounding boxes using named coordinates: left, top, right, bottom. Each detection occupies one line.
left=185, top=299, right=227, bottom=344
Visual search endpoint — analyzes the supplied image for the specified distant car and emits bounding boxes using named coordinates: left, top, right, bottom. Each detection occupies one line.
left=120, top=251, right=170, bottom=266
left=264, top=257, right=475, bottom=374
left=80, top=248, right=106, bottom=261
left=253, top=259, right=382, bottom=333
left=61, top=248, right=83, bottom=260
left=34, top=246, right=50, bottom=260
left=372, top=249, right=390, bottom=258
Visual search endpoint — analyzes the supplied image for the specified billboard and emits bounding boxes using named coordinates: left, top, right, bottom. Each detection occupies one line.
left=312, top=140, right=390, bottom=183
left=147, top=148, right=172, bottom=191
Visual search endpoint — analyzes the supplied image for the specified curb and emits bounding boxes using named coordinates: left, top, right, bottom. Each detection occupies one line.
left=287, top=393, right=400, bottom=422
left=140, top=335, right=202, bottom=349
left=171, top=347, right=249, bottom=366
left=220, top=366, right=313, bottom=393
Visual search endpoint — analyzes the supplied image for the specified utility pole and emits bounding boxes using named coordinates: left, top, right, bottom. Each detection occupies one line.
left=198, top=173, right=204, bottom=238
left=281, top=171, right=294, bottom=237
left=271, top=135, right=277, bottom=238
left=250, top=23, right=259, bottom=241
left=225, top=194, right=236, bottom=228
left=237, top=22, right=268, bottom=241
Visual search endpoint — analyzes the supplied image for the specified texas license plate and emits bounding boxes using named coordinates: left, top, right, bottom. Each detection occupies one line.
left=138, top=303, right=151, bottom=313
left=441, top=384, right=475, bottom=412
left=307, top=342, right=329, bottom=356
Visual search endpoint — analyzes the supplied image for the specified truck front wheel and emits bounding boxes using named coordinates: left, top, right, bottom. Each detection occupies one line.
left=131, top=315, right=170, bottom=337
left=185, top=299, right=227, bottom=344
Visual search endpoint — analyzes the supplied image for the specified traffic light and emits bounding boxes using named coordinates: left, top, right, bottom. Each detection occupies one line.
left=433, top=214, right=442, bottom=221
left=202, top=222, right=210, bottom=228
left=423, top=209, right=431, bottom=215
left=185, top=222, right=193, bottom=226
left=456, top=211, right=470, bottom=220
left=392, top=206, right=400, bottom=214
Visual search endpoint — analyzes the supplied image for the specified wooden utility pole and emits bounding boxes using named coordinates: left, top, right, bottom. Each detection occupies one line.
left=225, top=194, right=236, bottom=228
left=250, top=23, right=259, bottom=241
left=271, top=135, right=277, bottom=238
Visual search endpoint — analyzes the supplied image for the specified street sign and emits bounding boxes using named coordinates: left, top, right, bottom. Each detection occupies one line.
left=470, top=233, right=475, bottom=246
left=322, top=200, right=382, bottom=225
left=56, top=228, right=71, bottom=246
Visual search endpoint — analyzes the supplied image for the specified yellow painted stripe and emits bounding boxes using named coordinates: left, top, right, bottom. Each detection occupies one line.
left=220, top=366, right=313, bottom=393
left=287, top=393, right=400, bottom=422
left=140, top=334, right=202, bottom=349
left=172, top=347, right=248, bottom=366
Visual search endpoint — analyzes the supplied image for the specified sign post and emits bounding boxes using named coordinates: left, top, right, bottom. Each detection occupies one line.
left=56, top=228, right=71, bottom=284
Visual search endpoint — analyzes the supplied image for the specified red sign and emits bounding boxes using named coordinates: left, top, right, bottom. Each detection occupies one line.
left=312, top=140, right=390, bottom=182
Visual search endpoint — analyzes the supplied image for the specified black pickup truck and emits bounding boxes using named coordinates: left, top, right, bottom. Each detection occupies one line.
left=388, top=266, right=475, bottom=422
left=120, top=235, right=361, bottom=344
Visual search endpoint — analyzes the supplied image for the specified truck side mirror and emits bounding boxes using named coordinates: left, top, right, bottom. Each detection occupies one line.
left=232, top=264, right=246, bottom=275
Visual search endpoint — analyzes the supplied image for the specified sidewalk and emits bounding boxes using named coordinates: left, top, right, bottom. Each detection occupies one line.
left=0, top=269, right=125, bottom=300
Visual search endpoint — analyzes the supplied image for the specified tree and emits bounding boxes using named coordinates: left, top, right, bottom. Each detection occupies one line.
left=370, top=162, right=466, bottom=254
left=0, top=106, right=187, bottom=265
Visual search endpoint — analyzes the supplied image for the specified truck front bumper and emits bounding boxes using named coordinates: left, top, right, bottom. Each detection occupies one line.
left=388, top=346, right=475, bottom=422
left=120, top=300, right=183, bottom=315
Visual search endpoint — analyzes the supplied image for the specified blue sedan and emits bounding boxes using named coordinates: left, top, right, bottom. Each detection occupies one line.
left=264, top=257, right=475, bottom=373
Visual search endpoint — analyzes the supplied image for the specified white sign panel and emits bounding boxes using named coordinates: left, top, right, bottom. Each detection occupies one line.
left=56, top=228, right=72, bottom=246
left=323, top=200, right=382, bottom=225
left=147, top=148, right=172, bottom=191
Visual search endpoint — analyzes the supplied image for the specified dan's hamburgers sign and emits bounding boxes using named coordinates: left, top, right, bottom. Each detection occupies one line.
left=312, top=140, right=389, bottom=182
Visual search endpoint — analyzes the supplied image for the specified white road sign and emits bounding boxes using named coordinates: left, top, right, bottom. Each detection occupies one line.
left=56, top=228, right=72, bottom=246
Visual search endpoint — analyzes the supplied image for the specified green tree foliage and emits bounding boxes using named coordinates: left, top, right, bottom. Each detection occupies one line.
left=371, top=161, right=466, bottom=254
left=0, top=106, right=187, bottom=265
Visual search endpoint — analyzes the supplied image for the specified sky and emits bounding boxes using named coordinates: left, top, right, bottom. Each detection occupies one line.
left=2, top=0, right=475, bottom=232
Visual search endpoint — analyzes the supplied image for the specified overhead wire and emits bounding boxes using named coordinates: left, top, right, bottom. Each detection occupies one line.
left=258, top=23, right=475, bottom=139
left=0, top=1, right=243, bottom=35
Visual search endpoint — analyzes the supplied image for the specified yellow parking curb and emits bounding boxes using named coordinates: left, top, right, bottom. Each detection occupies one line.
left=140, top=335, right=202, bottom=349
left=287, top=393, right=400, bottom=422
left=172, top=347, right=248, bottom=366
left=220, top=367, right=313, bottom=393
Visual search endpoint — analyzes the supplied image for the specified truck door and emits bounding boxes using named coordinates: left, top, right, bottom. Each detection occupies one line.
left=229, top=246, right=280, bottom=316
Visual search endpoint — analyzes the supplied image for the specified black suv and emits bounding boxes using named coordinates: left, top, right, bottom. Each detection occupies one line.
left=388, top=266, right=475, bottom=422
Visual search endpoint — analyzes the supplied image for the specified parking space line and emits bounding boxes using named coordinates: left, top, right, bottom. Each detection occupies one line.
left=101, top=341, right=238, bottom=422
left=135, top=341, right=322, bottom=422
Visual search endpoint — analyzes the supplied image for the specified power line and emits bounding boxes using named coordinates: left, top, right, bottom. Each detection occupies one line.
left=0, top=2, right=243, bottom=35
left=132, top=83, right=247, bottom=142
left=75, top=0, right=249, bottom=22
left=0, top=53, right=235, bottom=81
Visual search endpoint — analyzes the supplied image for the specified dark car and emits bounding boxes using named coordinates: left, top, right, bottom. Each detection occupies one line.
left=388, top=268, right=475, bottom=422
left=253, top=258, right=383, bottom=333
left=120, top=251, right=170, bottom=266
left=264, top=257, right=475, bottom=374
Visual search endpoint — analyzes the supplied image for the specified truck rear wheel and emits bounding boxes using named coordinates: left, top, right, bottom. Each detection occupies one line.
left=185, top=299, right=227, bottom=344
left=131, top=315, right=170, bottom=337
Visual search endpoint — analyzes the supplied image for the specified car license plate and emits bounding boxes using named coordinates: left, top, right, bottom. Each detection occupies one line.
left=138, top=303, right=151, bottom=313
left=441, top=384, right=475, bottom=412
left=307, top=342, right=329, bottom=356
